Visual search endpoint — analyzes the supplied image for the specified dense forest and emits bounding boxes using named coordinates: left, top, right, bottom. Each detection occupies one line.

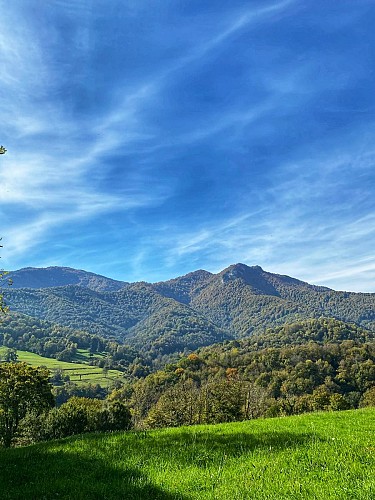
left=1, top=316, right=375, bottom=446
left=4, top=283, right=230, bottom=356
left=118, top=318, right=375, bottom=429
left=3, top=264, right=375, bottom=359
left=0, top=312, right=143, bottom=372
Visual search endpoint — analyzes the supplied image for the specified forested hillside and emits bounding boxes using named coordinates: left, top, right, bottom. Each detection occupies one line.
left=0, top=312, right=141, bottom=371
left=1, top=314, right=375, bottom=441
left=122, top=318, right=375, bottom=428
left=4, top=282, right=229, bottom=357
left=3, top=264, right=375, bottom=359
left=8, top=266, right=126, bottom=291
left=187, top=264, right=375, bottom=335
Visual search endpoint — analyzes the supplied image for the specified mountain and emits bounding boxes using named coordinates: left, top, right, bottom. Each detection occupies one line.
left=187, top=264, right=336, bottom=336
left=3, top=280, right=229, bottom=356
left=153, top=269, right=213, bottom=304
left=8, top=266, right=126, bottom=292
left=2, top=263, right=375, bottom=357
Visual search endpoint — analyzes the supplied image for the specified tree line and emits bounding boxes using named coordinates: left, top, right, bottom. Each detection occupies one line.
left=0, top=312, right=144, bottom=371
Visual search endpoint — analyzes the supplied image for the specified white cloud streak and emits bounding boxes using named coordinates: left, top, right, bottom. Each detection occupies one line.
left=0, top=0, right=297, bottom=263
left=157, top=137, right=375, bottom=292
left=0, top=7, right=170, bottom=263
left=1, top=0, right=374, bottom=295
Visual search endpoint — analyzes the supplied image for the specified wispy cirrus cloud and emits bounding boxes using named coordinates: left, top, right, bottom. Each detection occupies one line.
left=1, top=0, right=374, bottom=293
left=0, top=9, right=164, bottom=260
left=147, top=132, right=375, bottom=291
left=1, top=0, right=297, bottom=258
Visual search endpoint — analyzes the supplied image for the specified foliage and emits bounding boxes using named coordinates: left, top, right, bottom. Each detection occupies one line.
left=53, top=382, right=108, bottom=405
left=360, top=386, right=375, bottom=407
left=22, top=397, right=132, bottom=443
left=117, top=319, right=375, bottom=428
left=188, top=265, right=375, bottom=336
left=0, top=347, right=18, bottom=362
left=3, top=263, right=375, bottom=362
left=145, top=379, right=256, bottom=428
left=0, top=362, right=54, bottom=447
left=2, top=284, right=229, bottom=360
left=0, top=311, right=142, bottom=371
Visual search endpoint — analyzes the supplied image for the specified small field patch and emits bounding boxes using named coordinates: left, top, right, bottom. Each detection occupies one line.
left=0, top=347, right=124, bottom=387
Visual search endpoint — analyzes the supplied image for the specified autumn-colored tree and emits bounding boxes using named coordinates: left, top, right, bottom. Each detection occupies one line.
left=360, top=386, right=375, bottom=407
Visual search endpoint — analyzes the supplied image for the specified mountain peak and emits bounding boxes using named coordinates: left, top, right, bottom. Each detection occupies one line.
left=232, top=263, right=264, bottom=272
left=220, top=263, right=279, bottom=295
left=4, top=263, right=375, bottom=356
left=8, top=266, right=126, bottom=292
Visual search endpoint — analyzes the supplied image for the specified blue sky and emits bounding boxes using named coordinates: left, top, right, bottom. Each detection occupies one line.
left=1, top=0, right=375, bottom=292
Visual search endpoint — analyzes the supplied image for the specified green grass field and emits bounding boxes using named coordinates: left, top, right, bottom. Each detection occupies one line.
left=0, top=347, right=124, bottom=387
left=0, top=408, right=374, bottom=499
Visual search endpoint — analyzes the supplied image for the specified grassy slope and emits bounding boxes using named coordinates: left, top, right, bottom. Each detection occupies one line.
left=0, top=347, right=123, bottom=387
left=0, top=409, right=374, bottom=499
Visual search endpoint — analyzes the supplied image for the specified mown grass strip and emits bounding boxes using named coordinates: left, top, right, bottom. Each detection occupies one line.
left=0, top=347, right=123, bottom=387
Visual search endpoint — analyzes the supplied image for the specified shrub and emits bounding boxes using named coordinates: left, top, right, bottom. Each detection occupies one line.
left=21, top=397, right=132, bottom=443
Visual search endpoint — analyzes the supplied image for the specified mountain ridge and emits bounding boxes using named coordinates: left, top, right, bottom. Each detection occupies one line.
left=7, top=263, right=334, bottom=294
left=8, top=266, right=127, bottom=292
left=3, top=263, right=375, bottom=357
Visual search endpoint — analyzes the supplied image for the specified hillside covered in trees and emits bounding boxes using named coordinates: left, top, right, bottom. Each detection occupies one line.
left=2, top=266, right=375, bottom=425
left=3, top=317, right=373, bottom=442
left=3, top=264, right=375, bottom=358
left=120, top=318, right=375, bottom=428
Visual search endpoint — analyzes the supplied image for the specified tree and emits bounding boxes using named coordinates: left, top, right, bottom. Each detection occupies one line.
left=146, top=379, right=199, bottom=428
left=26, top=397, right=132, bottom=442
left=360, top=386, right=375, bottom=407
left=0, top=362, right=54, bottom=447
left=3, top=348, right=18, bottom=363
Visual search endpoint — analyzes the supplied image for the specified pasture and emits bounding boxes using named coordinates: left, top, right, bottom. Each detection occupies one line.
left=0, top=347, right=124, bottom=387
left=0, top=408, right=374, bottom=499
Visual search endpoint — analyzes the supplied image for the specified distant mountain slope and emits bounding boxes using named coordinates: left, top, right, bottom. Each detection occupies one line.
left=3, top=281, right=229, bottom=355
left=182, top=264, right=328, bottom=336
left=183, top=264, right=375, bottom=336
left=153, top=270, right=213, bottom=304
left=8, top=266, right=126, bottom=292
left=3, top=263, right=375, bottom=356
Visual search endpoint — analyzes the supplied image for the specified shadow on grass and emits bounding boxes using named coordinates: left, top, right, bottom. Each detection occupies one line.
left=0, top=443, right=186, bottom=500
left=78, top=427, right=322, bottom=469
left=0, top=428, right=323, bottom=499
left=129, top=429, right=322, bottom=466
